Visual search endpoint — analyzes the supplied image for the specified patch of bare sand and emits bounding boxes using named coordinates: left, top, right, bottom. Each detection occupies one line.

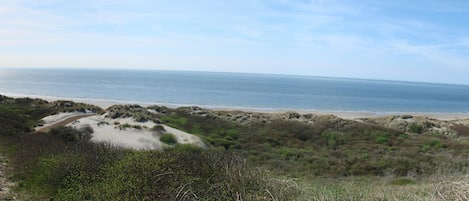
left=35, top=112, right=93, bottom=132
left=67, top=114, right=206, bottom=150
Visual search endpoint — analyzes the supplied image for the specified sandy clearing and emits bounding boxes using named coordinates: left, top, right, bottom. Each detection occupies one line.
left=70, top=115, right=166, bottom=150
left=67, top=114, right=206, bottom=150
left=36, top=114, right=94, bottom=133
left=35, top=112, right=93, bottom=132
left=112, top=117, right=157, bottom=129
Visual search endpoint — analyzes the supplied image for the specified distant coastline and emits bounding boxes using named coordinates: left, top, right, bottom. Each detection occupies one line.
left=2, top=69, right=469, bottom=114
left=4, top=93, right=469, bottom=121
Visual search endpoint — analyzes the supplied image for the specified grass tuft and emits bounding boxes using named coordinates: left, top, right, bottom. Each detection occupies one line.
left=159, top=133, right=178, bottom=145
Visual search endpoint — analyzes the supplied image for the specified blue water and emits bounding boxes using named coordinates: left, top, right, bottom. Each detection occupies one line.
left=1, top=68, right=469, bottom=113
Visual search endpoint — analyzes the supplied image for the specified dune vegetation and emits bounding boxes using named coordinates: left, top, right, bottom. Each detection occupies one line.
left=1, top=96, right=469, bottom=200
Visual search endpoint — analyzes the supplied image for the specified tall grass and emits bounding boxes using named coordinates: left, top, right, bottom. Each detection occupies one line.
left=298, top=175, right=469, bottom=201
left=4, top=127, right=300, bottom=200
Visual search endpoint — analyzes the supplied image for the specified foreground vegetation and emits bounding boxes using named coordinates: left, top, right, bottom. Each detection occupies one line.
left=0, top=97, right=298, bottom=200
left=4, top=134, right=298, bottom=200
left=1, top=95, right=469, bottom=200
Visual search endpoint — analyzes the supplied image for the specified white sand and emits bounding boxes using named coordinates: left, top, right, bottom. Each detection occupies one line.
left=210, top=108, right=469, bottom=120
left=66, top=114, right=206, bottom=150
left=35, top=112, right=89, bottom=131
left=1, top=93, right=147, bottom=110
left=162, top=125, right=207, bottom=148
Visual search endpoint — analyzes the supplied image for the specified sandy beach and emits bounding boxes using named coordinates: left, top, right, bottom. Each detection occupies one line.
left=4, top=93, right=469, bottom=120
left=2, top=93, right=154, bottom=109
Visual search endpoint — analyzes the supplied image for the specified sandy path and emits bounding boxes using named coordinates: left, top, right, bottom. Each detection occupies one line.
left=36, top=114, right=94, bottom=133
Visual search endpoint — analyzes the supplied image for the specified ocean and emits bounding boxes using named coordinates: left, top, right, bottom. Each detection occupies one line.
left=1, top=68, right=469, bottom=113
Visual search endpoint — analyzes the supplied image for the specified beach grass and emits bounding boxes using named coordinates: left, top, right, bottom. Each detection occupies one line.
left=1, top=95, right=469, bottom=200
left=293, top=175, right=469, bottom=201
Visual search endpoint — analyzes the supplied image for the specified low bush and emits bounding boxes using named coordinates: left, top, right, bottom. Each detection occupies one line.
left=160, top=115, right=187, bottom=127
left=421, top=139, right=443, bottom=152
left=49, top=126, right=92, bottom=143
left=159, top=133, right=177, bottom=145
left=409, top=122, right=424, bottom=133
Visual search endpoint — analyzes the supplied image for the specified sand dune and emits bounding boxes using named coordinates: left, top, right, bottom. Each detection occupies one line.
left=34, top=109, right=207, bottom=150
left=65, top=114, right=206, bottom=150
left=35, top=112, right=93, bottom=132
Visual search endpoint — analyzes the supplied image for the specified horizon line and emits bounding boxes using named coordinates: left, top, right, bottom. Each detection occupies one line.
left=1, top=66, right=468, bottom=87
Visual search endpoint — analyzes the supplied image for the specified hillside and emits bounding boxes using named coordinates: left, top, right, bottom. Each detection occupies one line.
left=1, top=96, right=469, bottom=200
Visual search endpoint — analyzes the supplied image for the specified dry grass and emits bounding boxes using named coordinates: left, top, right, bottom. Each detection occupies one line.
left=434, top=175, right=469, bottom=201
left=452, top=124, right=469, bottom=137
left=297, top=175, right=469, bottom=201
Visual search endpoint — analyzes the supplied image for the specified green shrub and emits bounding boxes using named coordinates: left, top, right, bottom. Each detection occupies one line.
left=421, top=145, right=432, bottom=152
left=226, top=128, right=239, bottom=140
left=428, top=140, right=443, bottom=148
left=49, top=126, right=92, bottom=143
left=375, top=134, right=389, bottom=144
left=408, top=123, right=423, bottom=133
left=160, top=133, right=177, bottom=145
left=160, top=115, right=187, bottom=127
left=398, top=133, right=409, bottom=139
left=421, top=140, right=443, bottom=152
left=322, top=131, right=338, bottom=148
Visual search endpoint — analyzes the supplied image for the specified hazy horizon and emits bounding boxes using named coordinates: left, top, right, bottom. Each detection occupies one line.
left=2, top=67, right=469, bottom=87
left=1, top=1, right=468, bottom=85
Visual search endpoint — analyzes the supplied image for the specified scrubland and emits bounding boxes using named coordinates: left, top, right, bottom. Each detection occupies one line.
left=1, top=95, right=468, bottom=200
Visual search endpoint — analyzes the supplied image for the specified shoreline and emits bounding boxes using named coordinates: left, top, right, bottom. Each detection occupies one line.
left=3, top=93, right=469, bottom=120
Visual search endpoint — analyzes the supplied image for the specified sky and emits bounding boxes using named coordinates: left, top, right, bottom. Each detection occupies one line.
left=1, top=0, right=469, bottom=84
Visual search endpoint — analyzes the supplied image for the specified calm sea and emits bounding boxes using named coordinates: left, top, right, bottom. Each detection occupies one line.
left=1, top=68, right=469, bottom=113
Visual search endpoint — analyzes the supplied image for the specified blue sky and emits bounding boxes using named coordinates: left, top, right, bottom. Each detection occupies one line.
left=1, top=0, right=469, bottom=84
